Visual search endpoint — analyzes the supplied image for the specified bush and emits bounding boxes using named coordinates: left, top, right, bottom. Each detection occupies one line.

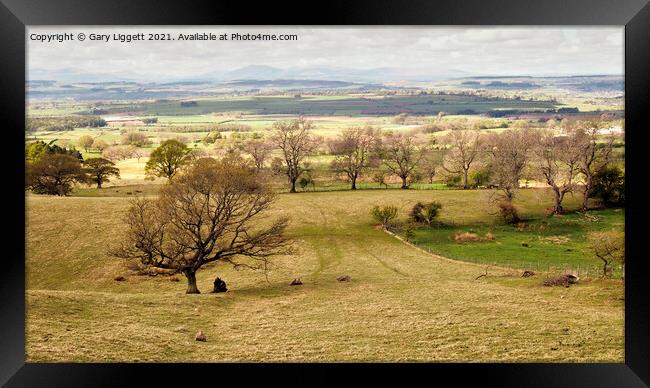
left=298, top=175, right=315, bottom=191
left=142, top=117, right=158, bottom=124
left=444, top=174, right=462, bottom=188
left=470, top=168, right=491, bottom=188
left=497, top=201, right=521, bottom=224
left=371, top=205, right=398, bottom=228
left=410, top=201, right=443, bottom=226
left=590, top=165, right=625, bottom=206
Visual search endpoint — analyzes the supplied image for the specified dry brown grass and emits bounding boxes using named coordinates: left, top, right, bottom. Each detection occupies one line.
left=454, top=232, right=482, bottom=242
left=26, top=189, right=624, bottom=362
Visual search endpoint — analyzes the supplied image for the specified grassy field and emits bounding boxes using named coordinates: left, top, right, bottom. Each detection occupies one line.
left=405, top=208, right=624, bottom=276
left=85, top=94, right=559, bottom=117
left=26, top=188, right=624, bottom=362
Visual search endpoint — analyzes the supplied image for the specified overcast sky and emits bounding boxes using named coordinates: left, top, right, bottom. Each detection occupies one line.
left=27, top=26, right=624, bottom=82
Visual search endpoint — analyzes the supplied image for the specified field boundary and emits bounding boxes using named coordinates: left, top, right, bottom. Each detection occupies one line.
left=382, top=227, right=525, bottom=276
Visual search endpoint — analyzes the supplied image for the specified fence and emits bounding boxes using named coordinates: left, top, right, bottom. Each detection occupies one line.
left=414, top=242, right=623, bottom=279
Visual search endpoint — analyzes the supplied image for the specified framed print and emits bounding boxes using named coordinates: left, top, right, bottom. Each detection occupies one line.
left=2, top=0, right=649, bottom=386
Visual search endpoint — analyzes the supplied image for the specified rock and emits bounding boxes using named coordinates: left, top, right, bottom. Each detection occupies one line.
left=195, top=331, right=206, bottom=342
left=212, top=277, right=228, bottom=293
left=521, top=243, right=529, bottom=247
left=290, top=278, right=303, bottom=286
left=114, top=276, right=126, bottom=281
left=521, top=270, right=535, bottom=278
left=336, top=275, right=351, bottom=282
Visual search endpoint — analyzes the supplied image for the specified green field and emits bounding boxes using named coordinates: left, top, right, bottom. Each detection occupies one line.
left=26, top=188, right=624, bottom=362
left=70, top=94, right=559, bottom=117
left=405, top=208, right=624, bottom=276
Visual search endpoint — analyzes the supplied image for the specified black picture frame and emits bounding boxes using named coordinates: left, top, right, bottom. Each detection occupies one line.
left=2, top=0, right=649, bottom=386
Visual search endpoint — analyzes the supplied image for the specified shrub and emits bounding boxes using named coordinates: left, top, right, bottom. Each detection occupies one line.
left=371, top=205, right=398, bottom=228
left=298, top=175, right=315, bottom=191
left=470, top=168, right=491, bottom=188
left=372, top=169, right=389, bottom=188
left=590, top=165, right=625, bottom=206
left=142, top=117, right=158, bottom=124
left=497, top=201, right=521, bottom=224
left=410, top=201, right=443, bottom=226
left=444, top=174, right=462, bottom=188
left=404, top=225, right=415, bottom=242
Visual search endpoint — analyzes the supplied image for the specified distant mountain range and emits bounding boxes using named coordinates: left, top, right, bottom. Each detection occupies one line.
left=29, top=64, right=470, bottom=84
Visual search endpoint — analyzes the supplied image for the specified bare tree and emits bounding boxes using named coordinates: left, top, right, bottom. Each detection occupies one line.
left=102, top=145, right=138, bottom=162
left=533, top=131, right=582, bottom=214
left=588, top=230, right=624, bottom=277
left=418, top=147, right=444, bottom=184
left=77, top=135, right=94, bottom=152
left=486, top=129, right=537, bottom=201
left=572, top=120, right=614, bottom=211
left=271, top=118, right=318, bottom=193
left=442, top=129, right=483, bottom=189
left=243, top=138, right=273, bottom=170
left=380, top=132, right=424, bottom=189
left=113, top=155, right=291, bottom=294
left=329, top=127, right=378, bottom=190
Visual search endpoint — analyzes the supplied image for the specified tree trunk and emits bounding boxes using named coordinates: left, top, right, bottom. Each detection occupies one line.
left=463, top=169, right=469, bottom=189
left=602, top=260, right=610, bottom=278
left=351, top=178, right=357, bottom=190
left=552, top=188, right=564, bottom=214
left=97, top=181, right=102, bottom=189
left=400, top=176, right=408, bottom=189
left=290, top=178, right=297, bottom=193
left=184, top=270, right=200, bottom=294
left=581, top=184, right=591, bottom=212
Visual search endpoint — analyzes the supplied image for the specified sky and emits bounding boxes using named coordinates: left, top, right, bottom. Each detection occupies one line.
left=27, top=26, right=624, bottom=82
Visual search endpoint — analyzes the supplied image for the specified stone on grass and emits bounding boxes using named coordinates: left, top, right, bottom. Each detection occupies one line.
left=521, top=270, right=535, bottom=278
left=290, top=278, right=303, bottom=286
left=195, top=331, right=207, bottom=342
left=212, top=277, right=228, bottom=293
left=337, top=275, right=351, bottom=282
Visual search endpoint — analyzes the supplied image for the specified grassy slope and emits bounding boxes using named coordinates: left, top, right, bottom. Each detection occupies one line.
left=407, top=208, right=625, bottom=275
left=26, top=190, right=623, bottom=362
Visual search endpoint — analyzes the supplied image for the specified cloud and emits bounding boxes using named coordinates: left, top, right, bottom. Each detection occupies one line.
left=27, top=26, right=624, bottom=81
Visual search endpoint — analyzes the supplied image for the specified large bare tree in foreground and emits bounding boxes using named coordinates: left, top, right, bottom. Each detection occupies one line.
left=329, top=127, right=378, bottom=190
left=271, top=118, right=318, bottom=193
left=113, top=156, right=291, bottom=293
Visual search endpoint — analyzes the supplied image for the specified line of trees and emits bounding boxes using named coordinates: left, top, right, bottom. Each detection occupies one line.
left=26, top=118, right=624, bottom=216
left=232, top=118, right=621, bottom=216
